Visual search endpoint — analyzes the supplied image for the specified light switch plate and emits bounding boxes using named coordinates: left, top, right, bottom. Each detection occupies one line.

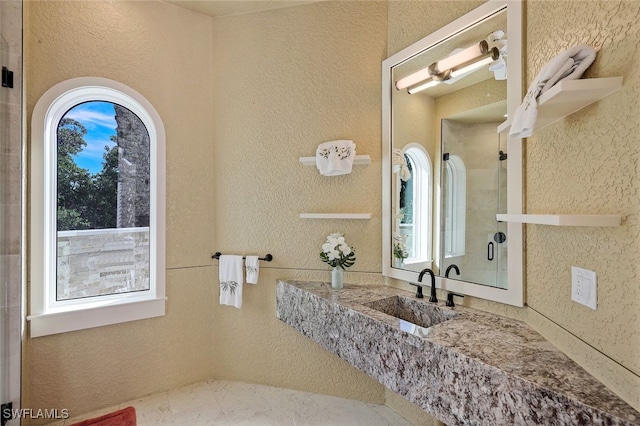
left=571, top=266, right=597, bottom=310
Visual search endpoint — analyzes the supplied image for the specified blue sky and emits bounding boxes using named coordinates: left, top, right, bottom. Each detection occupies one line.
left=63, top=101, right=117, bottom=174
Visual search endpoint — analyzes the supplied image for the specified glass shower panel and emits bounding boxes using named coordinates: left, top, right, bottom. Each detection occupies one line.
left=0, top=1, right=22, bottom=424
left=440, top=119, right=504, bottom=288
left=0, top=31, right=9, bottom=424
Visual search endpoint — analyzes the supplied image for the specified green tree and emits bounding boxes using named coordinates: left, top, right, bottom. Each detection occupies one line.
left=89, top=142, right=119, bottom=228
left=57, top=118, right=92, bottom=231
left=57, top=110, right=121, bottom=231
left=57, top=207, right=90, bottom=230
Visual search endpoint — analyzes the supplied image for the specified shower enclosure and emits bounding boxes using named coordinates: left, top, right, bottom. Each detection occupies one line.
left=440, top=119, right=508, bottom=289
left=0, top=2, right=22, bottom=425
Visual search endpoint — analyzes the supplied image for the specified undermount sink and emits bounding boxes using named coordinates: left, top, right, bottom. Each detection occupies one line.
left=364, top=296, right=458, bottom=336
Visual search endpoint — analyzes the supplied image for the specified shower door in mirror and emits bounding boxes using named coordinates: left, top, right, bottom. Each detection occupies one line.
left=440, top=119, right=508, bottom=288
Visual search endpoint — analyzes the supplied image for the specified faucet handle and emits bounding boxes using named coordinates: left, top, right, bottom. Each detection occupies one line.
left=408, top=282, right=424, bottom=298
left=446, top=292, right=464, bottom=307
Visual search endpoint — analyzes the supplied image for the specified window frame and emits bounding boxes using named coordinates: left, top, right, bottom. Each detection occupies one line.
left=400, top=144, right=432, bottom=267
left=29, top=77, right=166, bottom=337
left=443, top=154, right=466, bottom=258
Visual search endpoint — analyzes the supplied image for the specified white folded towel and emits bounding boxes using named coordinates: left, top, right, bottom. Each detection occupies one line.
left=219, top=255, right=243, bottom=308
left=510, top=45, right=596, bottom=138
left=316, top=140, right=356, bottom=176
left=245, top=256, right=259, bottom=284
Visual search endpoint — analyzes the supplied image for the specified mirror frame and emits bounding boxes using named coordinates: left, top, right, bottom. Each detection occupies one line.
left=382, top=0, right=523, bottom=306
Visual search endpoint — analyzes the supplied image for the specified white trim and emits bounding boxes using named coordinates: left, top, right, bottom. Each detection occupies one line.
left=497, top=77, right=623, bottom=134
left=299, top=155, right=371, bottom=166
left=30, top=77, right=166, bottom=336
left=299, top=213, right=372, bottom=220
left=497, top=214, right=621, bottom=227
left=27, top=297, right=166, bottom=338
left=443, top=155, right=466, bottom=258
left=57, top=226, right=149, bottom=237
left=400, top=144, right=432, bottom=266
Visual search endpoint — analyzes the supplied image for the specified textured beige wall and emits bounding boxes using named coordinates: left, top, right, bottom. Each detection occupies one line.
left=24, top=0, right=390, bottom=419
left=212, top=269, right=385, bottom=402
left=393, top=91, right=435, bottom=160
left=24, top=0, right=217, bottom=417
left=524, top=0, right=640, bottom=410
left=26, top=268, right=216, bottom=416
left=209, top=0, right=389, bottom=401
left=386, top=1, right=484, bottom=58
left=210, top=1, right=386, bottom=274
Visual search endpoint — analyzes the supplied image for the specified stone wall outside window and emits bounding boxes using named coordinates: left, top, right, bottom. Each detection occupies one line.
left=56, top=228, right=149, bottom=301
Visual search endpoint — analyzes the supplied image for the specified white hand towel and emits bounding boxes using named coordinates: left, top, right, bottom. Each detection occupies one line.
left=510, top=45, right=596, bottom=139
left=245, top=256, right=259, bottom=284
left=316, top=140, right=356, bottom=176
left=219, top=255, right=243, bottom=308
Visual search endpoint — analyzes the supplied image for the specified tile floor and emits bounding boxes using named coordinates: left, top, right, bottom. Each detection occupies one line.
left=56, top=379, right=414, bottom=425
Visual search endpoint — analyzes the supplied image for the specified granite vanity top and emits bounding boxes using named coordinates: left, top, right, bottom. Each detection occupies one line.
left=276, top=280, right=640, bottom=425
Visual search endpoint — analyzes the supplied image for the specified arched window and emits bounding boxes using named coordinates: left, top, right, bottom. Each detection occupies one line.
left=397, top=143, right=432, bottom=267
left=29, top=77, right=166, bottom=337
left=443, top=154, right=466, bottom=258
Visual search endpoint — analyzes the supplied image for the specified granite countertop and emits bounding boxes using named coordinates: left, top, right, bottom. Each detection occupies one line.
left=276, top=280, right=640, bottom=425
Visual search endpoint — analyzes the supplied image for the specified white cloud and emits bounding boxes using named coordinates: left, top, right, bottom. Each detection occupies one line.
left=64, top=108, right=117, bottom=131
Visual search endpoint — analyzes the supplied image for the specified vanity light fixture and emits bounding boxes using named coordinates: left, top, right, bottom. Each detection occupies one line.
left=448, top=46, right=499, bottom=78
left=396, top=40, right=500, bottom=95
left=407, top=78, right=439, bottom=94
left=395, top=67, right=431, bottom=91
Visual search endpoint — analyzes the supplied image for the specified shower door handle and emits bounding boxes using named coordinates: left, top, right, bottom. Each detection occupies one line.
left=487, top=242, right=494, bottom=261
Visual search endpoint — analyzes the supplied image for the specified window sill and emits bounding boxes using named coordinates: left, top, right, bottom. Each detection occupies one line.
left=401, top=258, right=433, bottom=266
left=28, top=296, right=166, bottom=338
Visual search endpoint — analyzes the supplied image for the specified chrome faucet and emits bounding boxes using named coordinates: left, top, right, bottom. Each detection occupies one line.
left=418, top=268, right=437, bottom=303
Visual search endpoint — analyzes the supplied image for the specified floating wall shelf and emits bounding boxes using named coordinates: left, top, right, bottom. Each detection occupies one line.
left=299, top=155, right=371, bottom=167
left=496, top=214, right=621, bottom=227
left=299, top=213, right=372, bottom=220
left=498, top=77, right=623, bottom=134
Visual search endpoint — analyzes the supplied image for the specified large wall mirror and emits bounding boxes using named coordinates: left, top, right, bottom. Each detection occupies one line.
left=382, top=1, right=524, bottom=306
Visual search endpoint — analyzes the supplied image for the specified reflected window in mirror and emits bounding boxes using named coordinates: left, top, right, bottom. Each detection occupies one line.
left=443, top=154, right=466, bottom=258
left=395, top=144, right=432, bottom=269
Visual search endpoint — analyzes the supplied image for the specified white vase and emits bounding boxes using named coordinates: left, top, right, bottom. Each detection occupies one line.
left=395, top=258, right=403, bottom=268
left=331, top=267, right=344, bottom=289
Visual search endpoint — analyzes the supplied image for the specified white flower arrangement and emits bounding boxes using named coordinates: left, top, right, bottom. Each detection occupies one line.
left=320, top=232, right=356, bottom=269
left=393, top=233, right=409, bottom=260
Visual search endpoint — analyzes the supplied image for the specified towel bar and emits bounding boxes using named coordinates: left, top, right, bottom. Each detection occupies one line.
left=212, top=252, right=273, bottom=262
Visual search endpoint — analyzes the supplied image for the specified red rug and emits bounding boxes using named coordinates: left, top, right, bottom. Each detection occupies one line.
left=69, top=406, right=136, bottom=426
